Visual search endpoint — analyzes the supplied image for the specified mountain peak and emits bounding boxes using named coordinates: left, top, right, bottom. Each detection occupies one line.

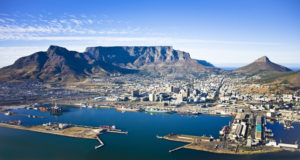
left=254, top=56, right=271, bottom=63
left=234, top=56, right=291, bottom=74
left=47, top=45, right=69, bottom=55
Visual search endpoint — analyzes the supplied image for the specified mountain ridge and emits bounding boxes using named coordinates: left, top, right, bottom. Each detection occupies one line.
left=0, top=45, right=216, bottom=82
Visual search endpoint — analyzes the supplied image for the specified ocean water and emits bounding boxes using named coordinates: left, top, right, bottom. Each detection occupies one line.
left=0, top=107, right=300, bottom=160
left=219, top=67, right=300, bottom=71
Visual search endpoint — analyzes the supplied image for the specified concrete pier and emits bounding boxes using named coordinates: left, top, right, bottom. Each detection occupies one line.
left=0, top=122, right=127, bottom=150
left=95, top=136, right=104, bottom=150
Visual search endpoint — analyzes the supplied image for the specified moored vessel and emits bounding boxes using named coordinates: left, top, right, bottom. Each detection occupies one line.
left=145, top=107, right=172, bottom=114
left=116, top=106, right=141, bottom=112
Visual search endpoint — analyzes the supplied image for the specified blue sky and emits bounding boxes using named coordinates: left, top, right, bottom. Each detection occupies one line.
left=0, top=0, right=299, bottom=68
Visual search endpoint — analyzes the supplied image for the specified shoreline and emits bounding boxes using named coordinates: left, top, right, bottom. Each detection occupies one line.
left=184, top=143, right=283, bottom=155
left=161, top=134, right=285, bottom=155
left=0, top=123, right=98, bottom=140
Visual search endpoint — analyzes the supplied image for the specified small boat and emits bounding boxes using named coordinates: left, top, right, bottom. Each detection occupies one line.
left=4, top=111, right=12, bottom=116
left=39, top=107, right=48, bottom=112
left=9, top=120, right=21, bottom=125
left=50, top=103, right=63, bottom=115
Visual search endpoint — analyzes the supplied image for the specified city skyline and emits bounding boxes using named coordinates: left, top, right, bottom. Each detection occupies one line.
left=0, top=0, right=299, bottom=68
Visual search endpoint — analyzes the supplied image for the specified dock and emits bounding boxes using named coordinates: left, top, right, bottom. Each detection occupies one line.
left=158, top=133, right=283, bottom=155
left=0, top=122, right=127, bottom=150
left=95, top=135, right=104, bottom=149
left=169, top=144, right=192, bottom=153
left=106, top=130, right=128, bottom=134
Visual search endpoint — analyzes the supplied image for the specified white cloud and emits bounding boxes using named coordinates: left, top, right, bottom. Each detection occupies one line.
left=87, top=19, right=93, bottom=24
left=0, top=35, right=279, bottom=46
left=0, top=13, right=141, bottom=39
left=5, top=18, right=16, bottom=22
left=70, top=19, right=82, bottom=25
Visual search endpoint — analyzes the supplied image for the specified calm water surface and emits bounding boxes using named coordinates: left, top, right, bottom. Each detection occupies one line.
left=0, top=107, right=300, bottom=160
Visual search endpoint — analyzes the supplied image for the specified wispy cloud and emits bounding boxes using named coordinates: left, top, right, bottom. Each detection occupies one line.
left=0, top=13, right=142, bottom=40
left=0, top=35, right=280, bottom=46
left=70, top=19, right=82, bottom=25
left=0, top=12, right=281, bottom=47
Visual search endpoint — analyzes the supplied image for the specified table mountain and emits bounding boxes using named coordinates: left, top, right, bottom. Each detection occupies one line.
left=85, top=46, right=216, bottom=74
left=0, top=45, right=216, bottom=82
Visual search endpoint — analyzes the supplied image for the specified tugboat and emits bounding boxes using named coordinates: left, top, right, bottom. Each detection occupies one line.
left=39, top=107, right=48, bottom=112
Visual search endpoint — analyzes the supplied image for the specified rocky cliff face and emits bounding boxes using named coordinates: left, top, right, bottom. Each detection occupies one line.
left=234, top=56, right=291, bottom=74
left=0, top=45, right=215, bottom=82
left=84, top=46, right=215, bottom=74
left=85, top=46, right=193, bottom=67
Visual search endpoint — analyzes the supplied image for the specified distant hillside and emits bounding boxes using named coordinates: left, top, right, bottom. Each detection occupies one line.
left=0, top=45, right=217, bottom=82
left=278, top=71, right=300, bottom=88
left=195, top=60, right=214, bottom=67
left=234, top=56, right=291, bottom=75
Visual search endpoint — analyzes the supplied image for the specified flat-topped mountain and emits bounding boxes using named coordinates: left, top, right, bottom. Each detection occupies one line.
left=234, top=56, right=291, bottom=74
left=85, top=46, right=216, bottom=74
left=0, top=45, right=216, bottom=82
left=85, top=46, right=192, bottom=67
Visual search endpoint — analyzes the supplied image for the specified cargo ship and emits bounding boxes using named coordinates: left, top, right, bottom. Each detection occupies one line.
left=145, top=107, right=172, bottom=114
left=177, top=111, right=200, bottom=116
left=116, top=106, right=141, bottom=112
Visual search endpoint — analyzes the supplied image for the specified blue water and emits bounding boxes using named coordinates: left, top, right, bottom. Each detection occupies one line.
left=219, top=67, right=300, bottom=71
left=0, top=107, right=300, bottom=160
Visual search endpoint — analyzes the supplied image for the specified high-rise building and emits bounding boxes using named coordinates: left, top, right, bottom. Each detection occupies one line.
left=177, top=94, right=184, bottom=102
left=149, top=93, right=155, bottom=102
left=132, top=90, right=139, bottom=97
left=173, top=87, right=180, bottom=93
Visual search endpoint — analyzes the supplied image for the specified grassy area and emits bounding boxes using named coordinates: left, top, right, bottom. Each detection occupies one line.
left=255, top=71, right=295, bottom=84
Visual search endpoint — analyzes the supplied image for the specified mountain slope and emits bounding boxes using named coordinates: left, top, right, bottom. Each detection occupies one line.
left=234, top=56, right=291, bottom=74
left=0, top=45, right=216, bottom=82
left=278, top=71, right=300, bottom=88
left=195, top=59, right=214, bottom=67
left=0, top=46, right=137, bottom=82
